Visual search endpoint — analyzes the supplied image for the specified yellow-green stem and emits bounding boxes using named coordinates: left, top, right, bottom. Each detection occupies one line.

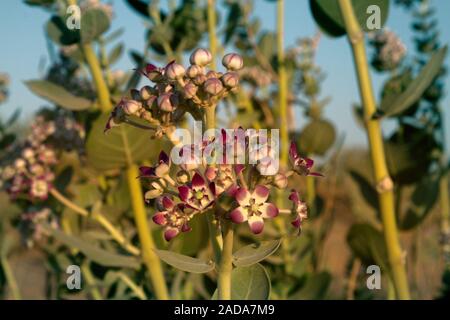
left=306, top=175, right=316, bottom=216
left=338, top=0, right=410, bottom=300
left=207, top=0, right=217, bottom=70
left=81, top=263, right=102, bottom=300
left=1, top=257, right=21, bottom=300
left=82, top=44, right=112, bottom=112
left=277, top=0, right=289, bottom=165
left=126, top=165, right=169, bottom=300
left=275, top=0, right=292, bottom=274
left=217, top=221, right=234, bottom=300
left=205, top=105, right=223, bottom=262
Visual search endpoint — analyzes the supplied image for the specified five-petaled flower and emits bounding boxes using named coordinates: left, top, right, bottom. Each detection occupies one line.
left=178, top=172, right=215, bottom=211
left=289, top=141, right=323, bottom=177
left=230, top=185, right=279, bottom=234
left=152, top=196, right=193, bottom=241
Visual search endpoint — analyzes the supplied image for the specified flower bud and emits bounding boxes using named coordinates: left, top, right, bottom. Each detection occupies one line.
left=155, top=163, right=170, bottom=177
left=22, top=148, right=35, bottom=160
left=157, top=94, right=175, bottom=112
left=190, top=48, right=212, bottom=66
left=193, top=74, right=207, bottom=86
left=145, top=189, right=163, bottom=201
left=203, top=78, right=223, bottom=95
left=186, top=65, right=203, bottom=78
left=176, top=170, right=190, bottom=184
left=122, top=99, right=142, bottom=115
left=221, top=72, right=239, bottom=88
left=14, top=159, right=26, bottom=170
left=165, top=63, right=186, bottom=80
left=140, top=86, right=154, bottom=100
left=206, top=70, right=219, bottom=79
left=273, top=173, right=288, bottom=189
left=183, top=83, right=198, bottom=99
left=222, top=53, right=244, bottom=71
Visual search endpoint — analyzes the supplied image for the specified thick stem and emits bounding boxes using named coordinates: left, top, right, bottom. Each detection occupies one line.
left=1, top=257, right=21, bottom=300
left=277, top=0, right=289, bottom=166
left=338, top=0, right=410, bottom=300
left=207, top=0, right=217, bottom=70
left=82, top=44, right=112, bottom=112
left=217, top=221, right=234, bottom=300
left=306, top=175, right=316, bottom=216
left=126, top=165, right=169, bottom=300
left=205, top=105, right=223, bottom=262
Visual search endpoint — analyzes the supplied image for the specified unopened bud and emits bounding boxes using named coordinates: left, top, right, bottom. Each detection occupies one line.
left=157, top=94, right=175, bottom=112
left=176, top=170, right=190, bottom=184
left=145, top=189, right=163, bottom=201
left=203, top=78, right=223, bottom=95
left=221, top=72, right=239, bottom=88
left=140, top=86, right=154, bottom=100
left=190, top=48, right=212, bottom=66
left=193, top=74, right=207, bottom=86
left=206, top=70, right=219, bottom=79
left=122, top=99, right=142, bottom=115
left=222, top=53, right=244, bottom=71
left=186, top=65, right=203, bottom=78
left=165, top=63, right=186, bottom=80
left=155, top=163, right=170, bottom=177
left=183, top=83, right=198, bottom=99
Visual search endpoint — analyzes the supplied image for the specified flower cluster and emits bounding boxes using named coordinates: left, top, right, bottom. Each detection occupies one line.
left=141, top=132, right=322, bottom=241
left=0, top=114, right=85, bottom=201
left=105, top=49, right=244, bottom=137
left=369, top=29, right=407, bottom=72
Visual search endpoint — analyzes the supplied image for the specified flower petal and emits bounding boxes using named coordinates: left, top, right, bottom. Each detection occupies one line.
left=138, top=166, right=156, bottom=178
left=164, top=227, right=179, bottom=241
left=289, top=141, right=299, bottom=163
left=291, top=216, right=301, bottom=229
left=235, top=187, right=251, bottom=206
left=178, top=185, right=192, bottom=202
left=230, top=206, right=249, bottom=223
left=253, top=185, right=270, bottom=204
left=152, top=212, right=167, bottom=226
left=181, top=223, right=192, bottom=233
left=305, top=157, right=314, bottom=169
left=288, top=189, right=300, bottom=204
left=309, top=172, right=324, bottom=177
left=159, top=151, right=170, bottom=165
left=248, top=215, right=264, bottom=234
left=162, top=196, right=174, bottom=210
left=260, top=203, right=279, bottom=219
left=192, top=172, right=206, bottom=189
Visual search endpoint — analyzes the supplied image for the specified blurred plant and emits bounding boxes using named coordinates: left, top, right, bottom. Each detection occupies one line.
left=0, top=73, right=9, bottom=105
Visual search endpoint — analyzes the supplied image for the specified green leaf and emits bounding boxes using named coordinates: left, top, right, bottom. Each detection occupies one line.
left=46, top=15, right=80, bottom=45
left=86, top=114, right=161, bottom=171
left=299, top=119, right=336, bottom=156
left=24, top=80, right=92, bottom=111
left=310, top=0, right=389, bottom=38
left=154, top=249, right=215, bottom=273
left=233, top=239, right=281, bottom=267
left=399, top=174, right=440, bottom=230
left=43, top=225, right=140, bottom=269
left=349, top=170, right=379, bottom=211
left=80, top=8, right=111, bottom=44
left=378, top=46, right=448, bottom=117
left=347, top=223, right=389, bottom=272
left=108, top=43, right=124, bottom=66
left=212, top=264, right=271, bottom=300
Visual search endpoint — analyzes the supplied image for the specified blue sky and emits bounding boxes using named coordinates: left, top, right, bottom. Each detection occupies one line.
left=1, top=0, right=449, bottom=149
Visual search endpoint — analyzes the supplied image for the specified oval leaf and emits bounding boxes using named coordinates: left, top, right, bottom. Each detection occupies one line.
left=378, top=46, right=447, bottom=117
left=81, top=8, right=111, bottom=44
left=233, top=239, right=281, bottom=267
left=310, top=0, right=389, bottom=38
left=154, top=249, right=215, bottom=273
left=299, top=119, right=336, bottom=156
left=213, top=264, right=271, bottom=300
left=43, top=224, right=140, bottom=269
left=25, top=80, right=92, bottom=111
left=86, top=114, right=162, bottom=171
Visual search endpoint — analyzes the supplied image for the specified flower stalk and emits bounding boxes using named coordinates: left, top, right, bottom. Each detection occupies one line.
left=338, top=0, right=410, bottom=299
left=126, top=164, right=169, bottom=300
left=207, top=0, right=217, bottom=70
left=217, top=220, right=234, bottom=300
